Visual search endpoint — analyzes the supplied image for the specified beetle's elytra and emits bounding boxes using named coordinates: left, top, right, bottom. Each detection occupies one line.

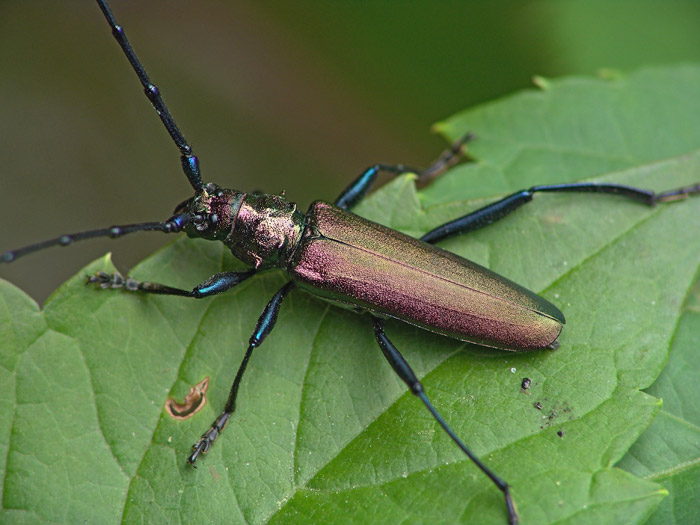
left=289, top=200, right=565, bottom=350
left=2, top=2, right=700, bottom=524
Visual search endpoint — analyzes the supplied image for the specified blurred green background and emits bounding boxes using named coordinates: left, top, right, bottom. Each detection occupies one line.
left=2, top=0, right=700, bottom=302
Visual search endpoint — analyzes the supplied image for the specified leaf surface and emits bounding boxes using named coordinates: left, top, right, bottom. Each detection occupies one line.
left=1, top=64, right=700, bottom=524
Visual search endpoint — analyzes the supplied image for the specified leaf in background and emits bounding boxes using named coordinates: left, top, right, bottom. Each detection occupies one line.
left=1, top=65, right=700, bottom=523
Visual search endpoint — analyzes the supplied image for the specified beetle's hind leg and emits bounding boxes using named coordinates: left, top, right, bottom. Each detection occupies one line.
left=87, top=269, right=257, bottom=298
left=420, top=181, right=700, bottom=245
left=371, top=316, right=518, bottom=525
left=335, top=133, right=474, bottom=210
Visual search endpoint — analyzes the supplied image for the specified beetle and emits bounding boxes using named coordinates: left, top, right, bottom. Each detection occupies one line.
left=2, top=2, right=700, bottom=524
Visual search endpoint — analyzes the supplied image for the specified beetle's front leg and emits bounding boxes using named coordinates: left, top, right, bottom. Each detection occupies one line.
left=335, top=133, right=474, bottom=210
left=189, top=281, right=295, bottom=465
left=87, top=269, right=257, bottom=298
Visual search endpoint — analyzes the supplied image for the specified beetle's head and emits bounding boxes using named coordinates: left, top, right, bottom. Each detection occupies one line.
left=169, top=183, right=245, bottom=242
left=0, top=182, right=246, bottom=264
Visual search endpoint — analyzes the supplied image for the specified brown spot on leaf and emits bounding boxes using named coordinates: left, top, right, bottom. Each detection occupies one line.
left=166, top=377, right=210, bottom=420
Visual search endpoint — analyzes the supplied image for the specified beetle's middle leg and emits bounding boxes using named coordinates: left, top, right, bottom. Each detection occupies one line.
left=335, top=133, right=474, bottom=210
left=371, top=316, right=518, bottom=525
left=189, top=280, right=295, bottom=465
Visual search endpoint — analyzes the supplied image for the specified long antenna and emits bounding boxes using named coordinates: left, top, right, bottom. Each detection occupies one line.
left=1, top=215, right=189, bottom=263
left=2, top=2, right=205, bottom=265
left=95, top=0, right=203, bottom=191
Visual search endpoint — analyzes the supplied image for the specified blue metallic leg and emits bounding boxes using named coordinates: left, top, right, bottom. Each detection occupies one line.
left=189, top=281, right=295, bottom=465
left=335, top=133, right=474, bottom=210
left=87, top=269, right=257, bottom=298
left=371, top=316, right=518, bottom=525
left=421, top=181, right=700, bottom=244
left=335, top=164, right=412, bottom=210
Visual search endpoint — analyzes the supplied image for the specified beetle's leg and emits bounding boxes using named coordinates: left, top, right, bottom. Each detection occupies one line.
left=421, top=181, right=700, bottom=244
left=335, top=164, right=412, bottom=210
left=87, top=269, right=257, bottom=298
left=418, top=132, right=476, bottom=183
left=189, top=281, right=295, bottom=466
left=335, top=133, right=474, bottom=210
left=371, top=316, right=518, bottom=525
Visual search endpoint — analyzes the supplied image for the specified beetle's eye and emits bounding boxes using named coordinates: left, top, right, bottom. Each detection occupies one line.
left=192, top=214, right=210, bottom=231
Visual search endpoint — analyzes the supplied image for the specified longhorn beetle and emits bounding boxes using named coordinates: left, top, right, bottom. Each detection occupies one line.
left=2, top=2, right=700, bottom=524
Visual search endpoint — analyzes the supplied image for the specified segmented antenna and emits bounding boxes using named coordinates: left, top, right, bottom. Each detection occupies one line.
left=95, top=0, right=203, bottom=191
left=1, top=215, right=190, bottom=263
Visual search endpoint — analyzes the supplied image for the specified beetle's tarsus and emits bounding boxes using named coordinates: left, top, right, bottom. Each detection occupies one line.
left=188, top=412, right=231, bottom=467
left=653, top=182, right=700, bottom=204
left=490, top=469, right=518, bottom=523
left=416, top=132, right=475, bottom=184
left=86, top=271, right=140, bottom=291
left=504, top=485, right=519, bottom=525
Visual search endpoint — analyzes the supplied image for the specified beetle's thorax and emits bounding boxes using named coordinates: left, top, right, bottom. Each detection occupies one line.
left=228, top=192, right=305, bottom=268
left=181, top=183, right=305, bottom=269
left=181, top=184, right=305, bottom=268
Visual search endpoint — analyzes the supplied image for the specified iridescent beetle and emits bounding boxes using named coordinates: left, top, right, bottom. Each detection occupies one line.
left=2, top=2, right=699, bottom=523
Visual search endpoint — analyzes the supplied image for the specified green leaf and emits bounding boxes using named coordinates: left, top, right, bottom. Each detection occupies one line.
left=2, top=64, right=699, bottom=524
left=617, top=278, right=700, bottom=525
